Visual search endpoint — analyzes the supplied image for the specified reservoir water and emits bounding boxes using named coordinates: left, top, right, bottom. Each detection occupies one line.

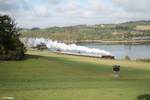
left=78, top=43, right=150, bottom=59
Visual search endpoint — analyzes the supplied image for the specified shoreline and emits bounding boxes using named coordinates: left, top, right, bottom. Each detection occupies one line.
left=21, top=37, right=150, bottom=45
left=63, top=39, right=150, bottom=44
left=27, top=48, right=150, bottom=61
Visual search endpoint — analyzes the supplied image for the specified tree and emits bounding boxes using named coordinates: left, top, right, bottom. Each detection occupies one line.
left=0, top=14, right=26, bottom=60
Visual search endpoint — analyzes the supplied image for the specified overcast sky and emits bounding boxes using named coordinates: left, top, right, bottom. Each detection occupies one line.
left=0, top=0, right=150, bottom=28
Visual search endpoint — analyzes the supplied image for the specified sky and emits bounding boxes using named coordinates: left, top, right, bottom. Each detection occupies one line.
left=0, top=0, right=150, bottom=28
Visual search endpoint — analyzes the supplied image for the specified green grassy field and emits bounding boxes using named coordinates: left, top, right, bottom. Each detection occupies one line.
left=0, top=50, right=150, bottom=100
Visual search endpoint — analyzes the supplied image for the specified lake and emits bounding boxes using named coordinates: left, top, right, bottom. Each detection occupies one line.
left=78, top=43, right=150, bottom=59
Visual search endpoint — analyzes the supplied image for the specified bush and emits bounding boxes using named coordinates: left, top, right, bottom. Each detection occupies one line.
left=0, top=14, right=26, bottom=60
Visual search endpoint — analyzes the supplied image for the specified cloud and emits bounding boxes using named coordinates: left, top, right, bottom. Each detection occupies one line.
left=112, top=0, right=150, bottom=21
left=0, top=0, right=19, bottom=12
left=0, top=0, right=150, bottom=28
left=33, top=5, right=49, bottom=16
left=112, top=0, right=150, bottom=12
left=55, top=0, right=114, bottom=18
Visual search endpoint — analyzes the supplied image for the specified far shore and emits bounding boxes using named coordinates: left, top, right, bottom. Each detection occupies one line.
left=63, top=39, right=150, bottom=44
left=21, top=37, right=150, bottom=45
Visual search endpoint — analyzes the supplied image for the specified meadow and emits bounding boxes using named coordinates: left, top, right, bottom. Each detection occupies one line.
left=0, top=50, right=150, bottom=100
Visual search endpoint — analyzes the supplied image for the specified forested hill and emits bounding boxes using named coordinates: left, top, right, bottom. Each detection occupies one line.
left=20, top=20, right=150, bottom=42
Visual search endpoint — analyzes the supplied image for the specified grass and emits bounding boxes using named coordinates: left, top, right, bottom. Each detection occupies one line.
left=0, top=50, right=150, bottom=100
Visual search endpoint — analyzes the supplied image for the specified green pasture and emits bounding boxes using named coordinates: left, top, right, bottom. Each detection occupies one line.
left=0, top=50, right=150, bottom=100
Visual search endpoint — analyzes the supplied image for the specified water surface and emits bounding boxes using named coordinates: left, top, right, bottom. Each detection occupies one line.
left=78, top=43, right=150, bottom=59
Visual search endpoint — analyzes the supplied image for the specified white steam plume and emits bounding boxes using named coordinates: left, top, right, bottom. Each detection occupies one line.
left=22, top=38, right=112, bottom=56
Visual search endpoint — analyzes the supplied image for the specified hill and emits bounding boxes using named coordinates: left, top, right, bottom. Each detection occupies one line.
left=121, top=20, right=150, bottom=26
left=20, top=21, right=150, bottom=43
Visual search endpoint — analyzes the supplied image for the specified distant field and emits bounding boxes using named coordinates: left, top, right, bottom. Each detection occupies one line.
left=136, top=25, right=150, bottom=30
left=0, top=50, right=150, bottom=100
